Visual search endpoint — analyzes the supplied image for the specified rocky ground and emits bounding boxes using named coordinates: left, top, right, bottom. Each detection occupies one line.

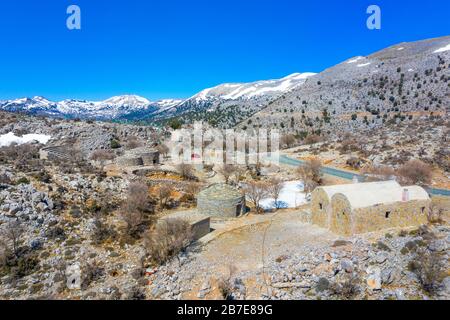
left=0, top=111, right=449, bottom=300
left=147, top=210, right=449, bottom=301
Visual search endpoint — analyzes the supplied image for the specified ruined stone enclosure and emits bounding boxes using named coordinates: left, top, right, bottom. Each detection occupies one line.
left=312, top=181, right=430, bottom=236
left=197, top=183, right=246, bottom=218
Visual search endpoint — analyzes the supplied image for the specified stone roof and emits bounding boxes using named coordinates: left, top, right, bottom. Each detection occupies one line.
left=198, top=183, right=244, bottom=200
left=329, top=182, right=430, bottom=209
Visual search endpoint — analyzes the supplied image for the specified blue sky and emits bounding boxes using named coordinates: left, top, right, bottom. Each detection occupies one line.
left=0, top=0, right=449, bottom=101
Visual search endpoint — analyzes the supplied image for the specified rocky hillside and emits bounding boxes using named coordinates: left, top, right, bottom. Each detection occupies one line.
left=238, top=36, right=450, bottom=135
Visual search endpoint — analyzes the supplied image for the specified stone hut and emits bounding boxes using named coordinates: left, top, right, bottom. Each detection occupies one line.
left=312, top=181, right=430, bottom=236
left=116, top=147, right=160, bottom=167
left=197, top=183, right=246, bottom=218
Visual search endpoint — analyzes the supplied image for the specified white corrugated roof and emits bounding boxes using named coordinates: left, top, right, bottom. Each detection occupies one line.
left=331, top=184, right=430, bottom=209
left=318, top=181, right=401, bottom=201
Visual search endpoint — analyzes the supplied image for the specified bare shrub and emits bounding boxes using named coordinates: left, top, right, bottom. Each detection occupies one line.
left=177, top=163, right=195, bottom=180
left=362, top=165, right=396, bottom=181
left=158, top=184, right=173, bottom=210
left=346, top=157, right=364, bottom=169
left=398, top=160, right=433, bottom=186
left=2, top=221, right=24, bottom=257
left=408, top=246, right=445, bottom=295
left=297, top=158, right=323, bottom=193
left=0, top=173, right=12, bottom=185
left=330, top=273, right=361, bottom=300
left=156, top=144, right=170, bottom=159
left=218, top=164, right=237, bottom=184
left=125, top=136, right=143, bottom=150
left=90, top=150, right=115, bottom=162
left=81, top=260, right=105, bottom=289
left=121, top=182, right=154, bottom=237
left=217, top=264, right=237, bottom=300
left=428, top=200, right=445, bottom=224
left=0, top=221, right=39, bottom=279
left=267, top=177, right=284, bottom=210
left=91, top=218, right=117, bottom=245
left=144, top=219, right=193, bottom=266
left=304, top=134, right=322, bottom=145
left=183, top=182, right=202, bottom=202
left=243, top=181, right=268, bottom=214
left=281, top=134, right=297, bottom=148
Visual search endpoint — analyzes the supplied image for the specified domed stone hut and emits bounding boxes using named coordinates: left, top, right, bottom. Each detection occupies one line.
left=197, top=183, right=246, bottom=218
left=116, top=155, right=144, bottom=167
left=116, top=147, right=160, bottom=167
left=128, top=147, right=160, bottom=166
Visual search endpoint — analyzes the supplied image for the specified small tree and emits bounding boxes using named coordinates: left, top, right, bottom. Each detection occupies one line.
left=2, top=221, right=24, bottom=257
left=217, top=264, right=238, bottom=300
left=158, top=184, right=173, bottom=210
left=177, top=163, right=194, bottom=180
left=89, top=150, right=115, bottom=165
left=125, top=136, right=143, bottom=150
left=408, top=246, right=445, bottom=295
left=121, top=182, right=154, bottom=237
left=144, top=219, right=193, bottom=266
left=218, top=164, right=237, bottom=185
left=243, top=181, right=268, bottom=214
left=156, top=144, right=170, bottom=159
left=267, top=177, right=284, bottom=210
left=297, top=159, right=323, bottom=193
left=281, top=134, right=296, bottom=148
left=398, top=160, right=432, bottom=186
left=183, top=182, right=201, bottom=201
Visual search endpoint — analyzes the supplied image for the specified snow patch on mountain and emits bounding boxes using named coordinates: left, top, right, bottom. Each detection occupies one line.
left=434, top=43, right=450, bottom=53
left=347, top=57, right=365, bottom=64
left=190, top=73, right=316, bottom=102
left=357, top=62, right=371, bottom=67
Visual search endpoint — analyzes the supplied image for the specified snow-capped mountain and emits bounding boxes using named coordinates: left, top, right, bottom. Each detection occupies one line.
left=0, top=73, right=314, bottom=122
left=152, top=73, right=316, bottom=124
left=0, top=95, right=183, bottom=120
left=191, top=73, right=316, bottom=102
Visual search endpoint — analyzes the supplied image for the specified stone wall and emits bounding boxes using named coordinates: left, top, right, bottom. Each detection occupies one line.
left=190, top=217, right=211, bottom=240
left=351, top=200, right=429, bottom=235
left=117, top=156, right=144, bottom=167
left=39, top=146, right=71, bottom=161
left=330, top=194, right=430, bottom=236
left=197, top=196, right=246, bottom=218
left=311, top=188, right=332, bottom=229
left=141, top=152, right=160, bottom=166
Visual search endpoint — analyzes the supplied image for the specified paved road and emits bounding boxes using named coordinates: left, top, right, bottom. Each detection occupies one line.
left=279, top=155, right=450, bottom=197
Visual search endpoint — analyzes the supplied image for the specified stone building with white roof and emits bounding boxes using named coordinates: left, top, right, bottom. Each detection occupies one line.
left=311, top=181, right=430, bottom=235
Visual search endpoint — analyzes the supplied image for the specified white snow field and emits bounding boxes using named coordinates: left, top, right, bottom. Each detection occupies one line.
left=259, top=180, right=307, bottom=211
left=434, top=44, right=450, bottom=53
left=0, top=132, right=51, bottom=147
left=357, top=62, right=371, bottom=67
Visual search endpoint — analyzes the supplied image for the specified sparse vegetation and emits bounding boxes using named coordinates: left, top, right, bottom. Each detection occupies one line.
left=296, top=159, right=323, bottom=193
left=144, top=219, right=193, bottom=266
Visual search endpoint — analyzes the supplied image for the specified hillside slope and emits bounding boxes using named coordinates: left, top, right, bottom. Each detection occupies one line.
left=238, top=36, right=450, bottom=134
